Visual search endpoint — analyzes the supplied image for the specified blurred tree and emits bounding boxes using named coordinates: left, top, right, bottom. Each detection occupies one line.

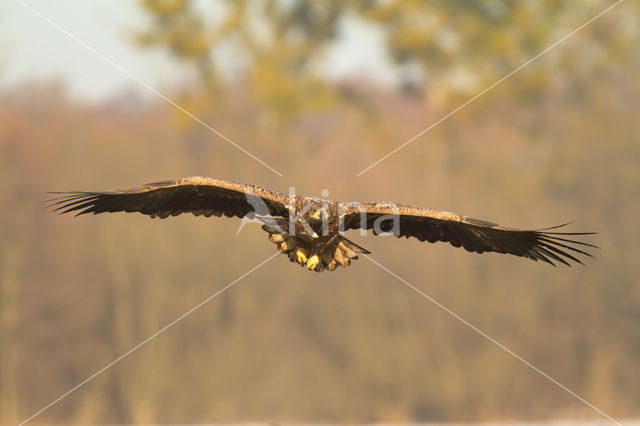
left=135, top=0, right=639, bottom=122
left=2, top=69, right=640, bottom=423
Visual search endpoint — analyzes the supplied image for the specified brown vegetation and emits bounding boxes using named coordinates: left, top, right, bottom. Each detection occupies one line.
left=1, top=71, right=639, bottom=424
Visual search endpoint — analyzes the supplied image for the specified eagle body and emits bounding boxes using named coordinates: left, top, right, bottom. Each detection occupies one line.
left=289, top=196, right=341, bottom=240
left=49, top=176, right=596, bottom=272
left=263, top=196, right=367, bottom=271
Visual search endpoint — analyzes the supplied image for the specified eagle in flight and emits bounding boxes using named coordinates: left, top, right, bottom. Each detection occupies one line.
left=49, top=176, right=596, bottom=272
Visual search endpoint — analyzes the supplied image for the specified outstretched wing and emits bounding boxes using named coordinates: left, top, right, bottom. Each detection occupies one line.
left=48, top=176, right=289, bottom=220
left=341, top=203, right=596, bottom=266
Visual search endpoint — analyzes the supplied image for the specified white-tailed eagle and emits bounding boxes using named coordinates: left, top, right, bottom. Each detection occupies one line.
left=49, top=176, right=596, bottom=272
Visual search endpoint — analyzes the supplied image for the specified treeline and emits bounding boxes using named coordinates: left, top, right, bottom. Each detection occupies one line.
left=0, top=73, right=639, bottom=424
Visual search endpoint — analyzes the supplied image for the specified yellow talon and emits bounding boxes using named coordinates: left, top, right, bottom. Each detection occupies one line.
left=269, top=233, right=286, bottom=243
left=296, top=249, right=308, bottom=264
left=306, top=254, right=320, bottom=270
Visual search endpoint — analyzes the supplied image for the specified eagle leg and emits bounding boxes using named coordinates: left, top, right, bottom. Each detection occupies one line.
left=306, top=254, right=321, bottom=271
left=295, top=246, right=309, bottom=264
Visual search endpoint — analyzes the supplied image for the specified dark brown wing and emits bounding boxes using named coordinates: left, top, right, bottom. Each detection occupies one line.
left=48, top=176, right=289, bottom=220
left=341, top=202, right=596, bottom=266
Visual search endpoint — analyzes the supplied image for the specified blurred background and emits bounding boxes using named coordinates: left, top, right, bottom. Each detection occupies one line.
left=1, top=0, right=639, bottom=424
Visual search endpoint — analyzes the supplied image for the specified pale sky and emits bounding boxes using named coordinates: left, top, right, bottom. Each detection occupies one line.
left=1, top=0, right=396, bottom=102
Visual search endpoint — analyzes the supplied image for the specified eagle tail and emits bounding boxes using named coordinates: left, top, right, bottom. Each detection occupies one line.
left=339, top=237, right=370, bottom=255
left=321, top=237, right=370, bottom=271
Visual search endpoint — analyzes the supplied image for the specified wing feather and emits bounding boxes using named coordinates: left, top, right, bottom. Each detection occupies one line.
left=48, top=176, right=289, bottom=220
left=342, top=202, right=596, bottom=266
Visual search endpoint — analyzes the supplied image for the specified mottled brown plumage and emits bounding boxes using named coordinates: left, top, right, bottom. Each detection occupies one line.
left=49, top=176, right=597, bottom=272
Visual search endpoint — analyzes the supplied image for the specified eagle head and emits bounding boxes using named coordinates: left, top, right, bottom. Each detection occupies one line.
left=308, top=203, right=330, bottom=222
